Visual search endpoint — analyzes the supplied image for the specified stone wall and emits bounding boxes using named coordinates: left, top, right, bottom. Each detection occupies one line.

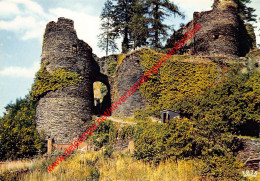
left=111, top=51, right=147, bottom=117
left=236, top=138, right=260, bottom=170
left=97, top=54, right=118, bottom=74
left=36, top=18, right=110, bottom=144
left=166, top=0, right=251, bottom=57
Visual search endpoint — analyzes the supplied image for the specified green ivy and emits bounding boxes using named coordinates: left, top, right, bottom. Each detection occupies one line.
left=137, top=48, right=225, bottom=117
left=30, top=62, right=83, bottom=102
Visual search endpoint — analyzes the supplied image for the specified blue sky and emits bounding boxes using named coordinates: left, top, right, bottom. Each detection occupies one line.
left=0, top=0, right=259, bottom=116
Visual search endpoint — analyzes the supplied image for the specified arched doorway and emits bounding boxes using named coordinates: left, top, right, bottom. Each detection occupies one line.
left=93, top=81, right=111, bottom=115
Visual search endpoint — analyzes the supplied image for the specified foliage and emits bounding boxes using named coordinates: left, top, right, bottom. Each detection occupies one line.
left=118, top=125, right=135, bottom=139
left=129, top=0, right=149, bottom=49
left=200, top=154, right=243, bottom=179
left=137, top=48, right=223, bottom=117
left=0, top=96, right=45, bottom=161
left=177, top=71, right=260, bottom=136
left=245, top=23, right=257, bottom=49
left=111, top=0, right=137, bottom=53
left=234, top=0, right=257, bottom=23
left=0, top=169, right=22, bottom=181
left=92, top=120, right=117, bottom=148
left=107, top=58, right=117, bottom=76
left=103, top=145, right=114, bottom=158
left=99, top=0, right=184, bottom=53
left=30, top=62, right=82, bottom=102
left=134, top=118, right=197, bottom=164
left=115, top=53, right=126, bottom=70
left=145, top=0, right=184, bottom=48
left=98, top=0, right=119, bottom=56
left=133, top=118, right=244, bottom=179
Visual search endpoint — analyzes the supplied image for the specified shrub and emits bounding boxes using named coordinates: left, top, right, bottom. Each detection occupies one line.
left=177, top=71, right=260, bottom=136
left=0, top=170, right=21, bottom=181
left=200, top=154, right=244, bottom=180
left=103, top=145, right=114, bottom=158
left=118, top=125, right=135, bottom=140
left=133, top=118, right=244, bottom=179
left=133, top=118, right=197, bottom=164
left=92, top=120, right=117, bottom=148
left=0, top=97, right=45, bottom=161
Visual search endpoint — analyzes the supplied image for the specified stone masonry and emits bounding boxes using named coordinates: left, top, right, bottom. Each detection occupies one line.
left=166, top=0, right=252, bottom=57
left=36, top=18, right=110, bottom=144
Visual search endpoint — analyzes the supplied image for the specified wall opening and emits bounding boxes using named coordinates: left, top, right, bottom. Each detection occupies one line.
left=93, top=81, right=110, bottom=115
left=72, top=45, right=77, bottom=53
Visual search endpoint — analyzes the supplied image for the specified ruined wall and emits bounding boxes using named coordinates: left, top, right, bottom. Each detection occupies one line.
left=97, top=54, right=118, bottom=74
left=166, top=0, right=251, bottom=57
left=111, top=51, right=147, bottom=117
left=236, top=138, right=260, bottom=170
left=36, top=18, right=110, bottom=144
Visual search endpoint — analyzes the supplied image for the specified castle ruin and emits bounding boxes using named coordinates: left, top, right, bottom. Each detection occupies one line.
left=36, top=18, right=110, bottom=144
left=166, top=0, right=252, bottom=57
left=36, top=0, right=254, bottom=145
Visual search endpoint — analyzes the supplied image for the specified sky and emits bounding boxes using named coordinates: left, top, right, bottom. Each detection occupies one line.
left=0, top=0, right=259, bottom=116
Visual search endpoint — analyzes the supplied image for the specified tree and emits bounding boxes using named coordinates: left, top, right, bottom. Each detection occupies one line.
left=98, top=0, right=118, bottom=56
left=111, top=0, right=136, bottom=53
left=0, top=96, right=45, bottom=160
left=234, top=0, right=257, bottom=23
left=146, top=0, right=184, bottom=48
left=129, top=0, right=150, bottom=49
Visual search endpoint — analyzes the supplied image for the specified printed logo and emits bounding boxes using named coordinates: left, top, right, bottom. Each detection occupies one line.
left=242, top=170, right=258, bottom=177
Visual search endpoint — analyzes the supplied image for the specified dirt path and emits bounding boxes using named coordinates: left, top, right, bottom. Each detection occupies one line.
left=108, top=117, right=137, bottom=125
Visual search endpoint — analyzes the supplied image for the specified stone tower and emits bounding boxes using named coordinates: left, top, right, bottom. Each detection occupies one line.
left=36, top=18, right=110, bottom=144
left=166, top=0, right=251, bottom=57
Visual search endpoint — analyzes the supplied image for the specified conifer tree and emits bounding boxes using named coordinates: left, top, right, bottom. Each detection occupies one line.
left=111, top=0, right=136, bottom=53
left=98, top=0, right=118, bottom=56
left=146, top=0, right=184, bottom=48
left=129, top=0, right=150, bottom=49
left=234, top=0, right=257, bottom=23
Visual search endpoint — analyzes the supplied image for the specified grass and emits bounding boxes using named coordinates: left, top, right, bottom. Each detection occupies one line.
left=19, top=151, right=204, bottom=181
left=0, top=159, right=42, bottom=173
left=236, top=135, right=260, bottom=141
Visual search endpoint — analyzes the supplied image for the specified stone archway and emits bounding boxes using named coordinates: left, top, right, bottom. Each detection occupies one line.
left=92, top=73, right=111, bottom=116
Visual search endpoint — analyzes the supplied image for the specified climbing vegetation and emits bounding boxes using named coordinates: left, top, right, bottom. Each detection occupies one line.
left=137, top=48, right=224, bottom=117
left=177, top=70, right=260, bottom=136
left=30, top=62, right=83, bottom=102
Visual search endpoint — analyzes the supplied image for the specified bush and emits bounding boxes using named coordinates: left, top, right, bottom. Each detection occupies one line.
left=133, top=118, right=244, bottom=179
left=118, top=125, right=135, bottom=140
left=200, top=154, right=244, bottom=180
left=0, top=170, right=21, bottom=181
left=103, top=145, right=114, bottom=158
left=86, top=167, right=100, bottom=181
left=92, top=120, right=117, bottom=148
left=0, top=97, right=45, bottom=161
left=177, top=71, right=260, bottom=136
left=133, top=118, right=197, bottom=164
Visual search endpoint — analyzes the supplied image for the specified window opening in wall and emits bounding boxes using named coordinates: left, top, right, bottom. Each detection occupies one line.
left=72, top=45, right=77, bottom=53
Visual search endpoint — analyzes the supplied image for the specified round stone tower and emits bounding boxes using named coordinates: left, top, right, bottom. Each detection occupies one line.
left=36, top=17, right=109, bottom=144
left=192, top=0, right=250, bottom=57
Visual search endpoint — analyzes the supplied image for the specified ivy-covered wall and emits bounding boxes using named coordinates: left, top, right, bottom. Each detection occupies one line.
left=36, top=18, right=110, bottom=144
left=136, top=48, right=229, bottom=117
left=30, top=62, right=83, bottom=102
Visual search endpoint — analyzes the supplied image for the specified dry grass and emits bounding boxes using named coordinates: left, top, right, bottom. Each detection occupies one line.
left=0, top=159, right=41, bottom=173
left=21, top=151, right=202, bottom=181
